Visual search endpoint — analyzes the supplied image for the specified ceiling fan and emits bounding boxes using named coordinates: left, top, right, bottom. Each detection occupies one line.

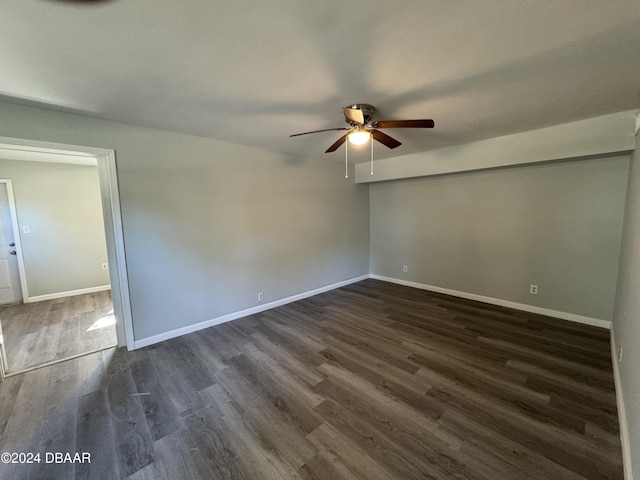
left=290, top=104, right=435, bottom=153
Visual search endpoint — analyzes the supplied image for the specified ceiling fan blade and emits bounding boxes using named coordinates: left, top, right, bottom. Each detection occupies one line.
left=373, top=119, right=435, bottom=129
left=290, top=127, right=349, bottom=137
left=371, top=129, right=402, bottom=149
left=343, top=107, right=365, bottom=124
left=325, top=133, right=349, bottom=153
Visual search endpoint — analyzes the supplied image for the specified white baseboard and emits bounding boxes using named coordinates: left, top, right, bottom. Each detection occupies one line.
left=134, top=274, right=369, bottom=349
left=610, top=329, right=634, bottom=480
left=26, top=285, right=111, bottom=303
left=369, top=274, right=611, bottom=329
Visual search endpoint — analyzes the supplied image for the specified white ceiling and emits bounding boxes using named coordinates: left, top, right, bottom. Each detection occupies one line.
left=1, top=0, right=639, bottom=162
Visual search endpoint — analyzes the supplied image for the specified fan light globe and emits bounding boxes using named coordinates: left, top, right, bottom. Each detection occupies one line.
left=348, top=130, right=371, bottom=145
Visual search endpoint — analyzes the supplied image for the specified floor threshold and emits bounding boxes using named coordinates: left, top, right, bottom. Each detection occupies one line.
left=4, top=343, right=117, bottom=378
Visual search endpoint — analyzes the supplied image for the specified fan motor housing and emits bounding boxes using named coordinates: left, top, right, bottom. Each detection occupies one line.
left=344, top=104, right=376, bottom=125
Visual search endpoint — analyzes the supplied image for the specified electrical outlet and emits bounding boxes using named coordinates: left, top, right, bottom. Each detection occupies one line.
left=22, top=225, right=31, bottom=234
left=619, top=345, right=623, bottom=363
left=258, top=292, right=264, bottom=302
left=101, top=263, right=108, bottom=270
left=529, top=284, right=538, bottom=295
left=402, top=265, right=408, bottom=273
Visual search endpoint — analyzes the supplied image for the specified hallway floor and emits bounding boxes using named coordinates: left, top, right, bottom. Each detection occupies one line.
left=0, top=290, right=116, bottom=373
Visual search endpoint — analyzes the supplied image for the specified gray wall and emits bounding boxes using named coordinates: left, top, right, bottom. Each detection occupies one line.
left=370, top=156, right=629, bottom=320
left=0, top=101, right=370, bottom=340
left=613, top=132, right=640, bottom=479
left=0, top=159, right=109, bottom=297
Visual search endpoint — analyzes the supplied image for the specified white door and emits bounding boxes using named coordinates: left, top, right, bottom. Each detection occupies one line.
left=0, top=182, right=22, bottom=305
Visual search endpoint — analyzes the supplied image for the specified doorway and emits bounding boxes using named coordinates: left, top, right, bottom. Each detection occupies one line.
left=0, top=137, right=134, bottom=378
left=0, top=165, right=116, bottom=373
left=0, top=180, right=22, bottom=305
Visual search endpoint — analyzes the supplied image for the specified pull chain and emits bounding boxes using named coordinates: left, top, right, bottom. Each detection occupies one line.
left=345, top=139, right=349, bottom=178
left=370, top=136, right=374, bottom=176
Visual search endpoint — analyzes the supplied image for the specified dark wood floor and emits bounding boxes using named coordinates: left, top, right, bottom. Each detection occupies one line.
left=0, top=280, right=623, bottom=479
left=0, top=291, right=117, bottom=373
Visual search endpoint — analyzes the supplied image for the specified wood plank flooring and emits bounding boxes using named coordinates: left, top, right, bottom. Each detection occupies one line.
left=0, top=291, right=117, bottom=373
left=0, top=279, right=623, bottom=479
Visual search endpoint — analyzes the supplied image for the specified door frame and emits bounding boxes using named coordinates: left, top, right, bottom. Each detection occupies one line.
left=0, top=136, right=135, bottom=359
left=0, top=179, right=28, bottom=304
left=0, top=301, right=8, bottom=379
